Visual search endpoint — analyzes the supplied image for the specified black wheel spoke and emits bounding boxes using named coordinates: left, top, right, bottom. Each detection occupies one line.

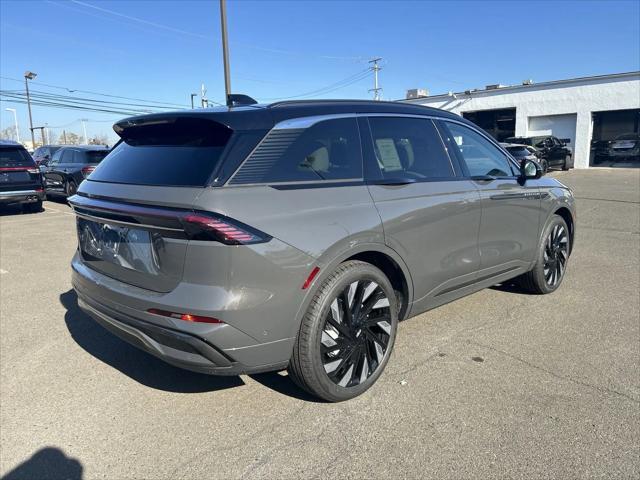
left=320, top=278, right=393, bottom=388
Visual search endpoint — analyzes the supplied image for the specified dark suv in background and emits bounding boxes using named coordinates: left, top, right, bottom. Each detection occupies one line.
left=42, top=145, right=109, bottom=197
left=505, top=135, right=573, bottom=170
left=69, top=100, right=576, bottom=401
left=0, top=140, right=45, bottom=212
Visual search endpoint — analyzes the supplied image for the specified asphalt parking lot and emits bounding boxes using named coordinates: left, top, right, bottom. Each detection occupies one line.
left=1, top=168, right=638, bottom=479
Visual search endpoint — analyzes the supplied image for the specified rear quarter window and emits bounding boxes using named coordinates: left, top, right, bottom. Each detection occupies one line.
left=229, top=118, right=362, bottom=185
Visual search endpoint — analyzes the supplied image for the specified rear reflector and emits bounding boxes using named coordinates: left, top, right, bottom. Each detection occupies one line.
left=302, top=266, right=320, bottom=290
left=147, top=308, right=223, bottom=324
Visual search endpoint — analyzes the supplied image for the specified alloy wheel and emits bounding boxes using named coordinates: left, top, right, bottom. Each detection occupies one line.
left=321, top=280, right=392, bottom=388
left=543, top=224, right=569, bottom=287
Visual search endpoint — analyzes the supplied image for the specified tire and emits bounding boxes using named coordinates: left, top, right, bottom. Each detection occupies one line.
left=519, top=215, right=570, bottom=294
left=66, top=180, right=77, bottom=196
left=540, top=159, right=549, bottom=174
left=562, top=155, right=571, bottom=171
left=288, top=260, right=398, bottom=402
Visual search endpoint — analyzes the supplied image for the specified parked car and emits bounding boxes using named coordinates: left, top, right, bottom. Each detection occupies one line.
left=500, top=142, right=547, bottom=172
left=607, top=133, right=639, bottom=161
left=69, top=100, right=576, bottom=401
left=41, top=145, right=109, bottom=197
left=32, top=145, right=62, bottom=166
left=0, top=140, right=45, bottom=212
left=504, top=135, right=573, bottom=170
left=591, top=139, right=611, bottom=164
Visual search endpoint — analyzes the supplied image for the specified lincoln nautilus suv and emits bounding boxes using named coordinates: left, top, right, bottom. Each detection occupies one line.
left=70, top=100, right=576, bottom=401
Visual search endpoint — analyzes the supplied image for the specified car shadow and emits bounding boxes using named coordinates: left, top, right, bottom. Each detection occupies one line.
left=490, top=280, right=532, bottom=295
left=1, top=447, right=83, bottom=480
left=60, top=290, right=318, bottom=400
left=60, top=289, right=244, bottom=394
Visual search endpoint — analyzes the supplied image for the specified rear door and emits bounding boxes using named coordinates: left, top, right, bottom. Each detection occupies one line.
left=45, top=148, right=73, bottom=191
left=362, top=116, right=482, bottom=312
left=0, top=146, right=40, bottom=193
left=438, top=120, right=541, bottom=277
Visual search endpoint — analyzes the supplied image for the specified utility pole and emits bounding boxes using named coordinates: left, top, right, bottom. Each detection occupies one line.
left=81, top=119, right=88, bottom=144
left=190, top=93, right=198, bottom=109
left=24, top=71, right=37, bottom=148
left=63, top=130, right=67, bottom=144
left=5, top=108, right=19, bottom=143
left=368, top=57, right=382, bottom=101
left=44, top=123, right=49, bottom=144
left=201, top=83, right=208, bottom=108
left=219, top=0, right=232, bottom=107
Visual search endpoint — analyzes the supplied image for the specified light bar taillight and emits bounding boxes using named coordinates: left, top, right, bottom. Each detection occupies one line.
left=147, top=308, right=223, bottom=324
left=81, top=166, right=95, bottom=178
left=181, top=213, right=271, bottom=245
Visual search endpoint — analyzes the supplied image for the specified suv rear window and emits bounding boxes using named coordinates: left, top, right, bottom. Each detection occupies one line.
left=89, top=117, right=232, bottom=187
left=0, top=147, right=34, bottom=167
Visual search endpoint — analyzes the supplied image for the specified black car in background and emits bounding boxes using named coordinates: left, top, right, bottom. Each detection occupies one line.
left=504, top=135, right=573, bottom=170
left=42, top=145, right=109, bottom=197
left=32, top=145, right=62, bottom=166
left=500, top=142, right=547, bottom=172
left=0, top=140, right=45, bottom=212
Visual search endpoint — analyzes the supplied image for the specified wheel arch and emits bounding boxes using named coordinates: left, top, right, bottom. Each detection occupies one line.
left=553, top=206, right=575, bottom=254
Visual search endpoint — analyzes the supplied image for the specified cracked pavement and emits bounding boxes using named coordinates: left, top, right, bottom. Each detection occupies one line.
left=1, top=168, right=639, bottom=479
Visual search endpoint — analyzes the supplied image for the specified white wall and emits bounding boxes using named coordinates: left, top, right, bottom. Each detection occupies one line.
left=407, top=73, right=640, bottom=168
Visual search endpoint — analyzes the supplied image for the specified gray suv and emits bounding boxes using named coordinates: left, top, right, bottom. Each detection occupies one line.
left=69, top=100, right=576, bottom=401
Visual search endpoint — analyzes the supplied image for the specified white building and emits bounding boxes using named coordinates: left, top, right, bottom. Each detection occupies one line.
left=403, top=71, right=640, bottom=168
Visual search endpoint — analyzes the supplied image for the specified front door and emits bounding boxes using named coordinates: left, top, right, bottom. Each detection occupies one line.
left=362, top=116, right=482, bottom=313
left=438, top=120, right=541, bottom=278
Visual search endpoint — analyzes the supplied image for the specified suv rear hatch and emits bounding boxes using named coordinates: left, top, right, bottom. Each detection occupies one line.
left=70, top=113, right=269, bottom=293
left=0, top=145, right=41, bottom=193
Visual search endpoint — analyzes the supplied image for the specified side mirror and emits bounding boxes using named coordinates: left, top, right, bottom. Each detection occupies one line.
left=520, top=158, right=542, bottom=180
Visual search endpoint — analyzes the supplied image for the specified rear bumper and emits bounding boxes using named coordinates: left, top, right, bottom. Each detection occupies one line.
left=71, top=253, right=295, bottom=375
left=0, top=189, right=45, bottom=205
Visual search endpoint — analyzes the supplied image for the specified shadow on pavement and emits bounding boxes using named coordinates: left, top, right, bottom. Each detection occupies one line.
left=60, top=289, right=245, bottom=394
left=1, top=447, right=83, bottom=480
left=490, top=280, right=533, bottom=295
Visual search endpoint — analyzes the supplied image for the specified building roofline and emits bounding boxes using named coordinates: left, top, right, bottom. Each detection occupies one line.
left=402, top=71, right=640, bottom=102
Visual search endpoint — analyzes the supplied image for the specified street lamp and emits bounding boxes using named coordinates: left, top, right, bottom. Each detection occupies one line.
left=5, top=108, right=20, bottom=143
left=190, top=93, right=198, bottom=109
left=24, top=71, right=37, bottom=148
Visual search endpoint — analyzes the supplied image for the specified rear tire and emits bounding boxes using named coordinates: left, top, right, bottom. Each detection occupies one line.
left=519, top=215, right=570, bottom=294
left=26, top=200, right=43, bottom=213
left=288, top=260, right=398, bottom=402
left=66, top=180, right=77, bottom=197
left=562, top=155, right=571, bottom=171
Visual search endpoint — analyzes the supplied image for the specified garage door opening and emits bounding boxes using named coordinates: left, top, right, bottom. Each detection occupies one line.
left=462, top=108, right=515, bottom=141
left=590, top=109, right=640, bottom=167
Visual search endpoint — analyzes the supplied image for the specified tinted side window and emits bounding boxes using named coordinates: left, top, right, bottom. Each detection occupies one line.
left=61, top=150, right=74, bottom=163
left=230, top=118, right=362, bottom=184
left=368, top=117, right=454, bottom=179
left=72, top=151, right=85, bottom=164
left=441, top=122, right=515, bottom=177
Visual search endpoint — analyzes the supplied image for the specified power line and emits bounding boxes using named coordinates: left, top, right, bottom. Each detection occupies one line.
left=260, top=68, right=373, bottom=101
left=0, top=76, right=188, bottom=108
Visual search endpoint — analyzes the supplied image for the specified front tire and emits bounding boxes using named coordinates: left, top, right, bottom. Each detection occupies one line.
left=519, top=215, right=570, bottom=294
left=288, top=261, right=398, bottom=402
left=66, top=180, right=77, bottom=197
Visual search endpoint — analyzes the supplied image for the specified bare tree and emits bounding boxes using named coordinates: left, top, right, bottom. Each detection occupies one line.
left=0, top=125, right=18, bottom=141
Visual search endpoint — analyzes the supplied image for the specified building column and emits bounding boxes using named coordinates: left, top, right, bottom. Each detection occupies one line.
left=574, top=110, right=593, bottom=169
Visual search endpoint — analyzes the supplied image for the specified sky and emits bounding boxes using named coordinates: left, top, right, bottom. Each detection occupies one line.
left=1, top=0, right=639, bottom=145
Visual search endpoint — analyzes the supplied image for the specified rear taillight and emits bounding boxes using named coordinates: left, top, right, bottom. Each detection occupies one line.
left=181, top=212, right=271, bottom=245
left=81, top=166, right=95, bottom=178
left=147, top=308, right=223, bottom=324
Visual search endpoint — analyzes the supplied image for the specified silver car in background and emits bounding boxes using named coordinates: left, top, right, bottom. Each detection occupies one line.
left=70, top=100, right=576, bottom=401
